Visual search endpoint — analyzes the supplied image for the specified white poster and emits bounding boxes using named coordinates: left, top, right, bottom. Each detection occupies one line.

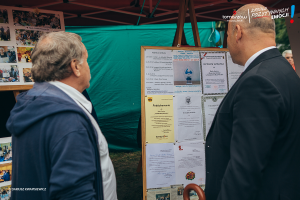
left=202, top=95, right=224, bottom=137
left=174, top=141, right=206, bottom=187
left=173, top=50, right=201, bottom=94
left=146, top=143, right=176, bottom=189
left=201, top=51, right=228, bottom=94
left=226, top=52, right=244, bottom=89
left=145, top=49, right=174, bottom=95
left=174, top=94, right=203, bottom=142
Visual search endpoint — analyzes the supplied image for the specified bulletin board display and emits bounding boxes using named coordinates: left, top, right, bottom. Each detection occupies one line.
left=0, top=137, right=12, bottom=198
left=141, top=46, right=244, bottom=200
left=0, top=5, right=65, bottom=90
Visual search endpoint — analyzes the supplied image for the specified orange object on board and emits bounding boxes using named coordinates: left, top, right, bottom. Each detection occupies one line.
left=183, top=183, right=206, bottom=200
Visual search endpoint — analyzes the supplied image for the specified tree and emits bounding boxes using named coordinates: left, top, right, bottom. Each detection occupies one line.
left=275, top=18, right=290, bottom=54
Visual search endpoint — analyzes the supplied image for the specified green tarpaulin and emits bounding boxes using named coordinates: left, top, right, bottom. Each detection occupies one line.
left=66, top=22, right=216, bottom=151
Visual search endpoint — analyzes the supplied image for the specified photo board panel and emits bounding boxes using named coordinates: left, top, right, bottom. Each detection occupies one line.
left=0, top=6, right=65, bottom=90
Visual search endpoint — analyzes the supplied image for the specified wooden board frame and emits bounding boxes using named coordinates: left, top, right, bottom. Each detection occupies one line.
left=141, top=46, right=229, bottom=200
left=0, top=85, right=33, bottom=91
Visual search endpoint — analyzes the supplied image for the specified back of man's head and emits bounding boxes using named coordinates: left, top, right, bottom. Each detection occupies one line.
left=31, top=31, right=84, bottom=82
left=228, top=4, right=276, bottom=65
left=231, top=4, right=275, bottom=37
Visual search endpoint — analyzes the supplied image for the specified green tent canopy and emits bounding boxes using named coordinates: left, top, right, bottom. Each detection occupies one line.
left=66, top=22, right=216, bottom=151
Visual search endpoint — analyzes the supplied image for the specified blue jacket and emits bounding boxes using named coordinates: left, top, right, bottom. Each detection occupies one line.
left=6, top=82, right=104, bottom=200
left=3, top=172, right=10, bottom=181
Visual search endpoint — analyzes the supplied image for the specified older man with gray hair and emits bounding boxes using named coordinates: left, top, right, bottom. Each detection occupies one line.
left=6, top=32, right=117, bottom=200
left=282, top=50, right=295, bottom=70
left=205, top=3, right=300, bottom=200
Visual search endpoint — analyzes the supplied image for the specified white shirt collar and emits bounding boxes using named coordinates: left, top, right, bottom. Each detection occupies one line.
left=49, top=81, right=92, bottom=113
left=244, top=46, right=276, bottom=71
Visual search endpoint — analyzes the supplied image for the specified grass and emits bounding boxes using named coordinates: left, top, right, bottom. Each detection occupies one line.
left=110, top=150, right=143, bottom=200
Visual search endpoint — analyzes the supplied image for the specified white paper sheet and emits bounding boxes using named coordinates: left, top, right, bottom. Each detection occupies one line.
left=201, top=51, right=228, bottom=94
left=202, top=95, right=224, bottom=137
left=146, top=143, right=176, bottom=189
left=226, top=52, right=244, bottom=89
left=173, top=50, right=201, bottom=94
left=174, top=141, right=206, bottom=187
left=145, top=49, right=174, bottom=95
left=174, top=94, right=203, bottom=142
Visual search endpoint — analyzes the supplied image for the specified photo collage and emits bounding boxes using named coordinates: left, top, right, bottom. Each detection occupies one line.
left=0, top=6, right=64, bottom=86
left=0, top=137, right=12, bottom=200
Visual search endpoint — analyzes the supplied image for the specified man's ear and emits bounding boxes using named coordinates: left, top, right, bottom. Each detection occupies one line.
left=70, top=59, right=81, bottom=77
left=235, top=25, right=242, bottom=42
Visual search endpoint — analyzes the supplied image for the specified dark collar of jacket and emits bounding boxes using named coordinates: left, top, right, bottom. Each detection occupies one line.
left=240, top=48, right=282, bottom=79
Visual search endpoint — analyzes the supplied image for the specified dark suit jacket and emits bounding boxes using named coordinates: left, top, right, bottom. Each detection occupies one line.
left=205, top=48, right=300, bottom=200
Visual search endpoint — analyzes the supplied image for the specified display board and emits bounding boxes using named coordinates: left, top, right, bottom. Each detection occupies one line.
left=0, top=137, right=12, bottom=199
left=0, top=5, right=65, bottom=90
left=141, top=46, right=243, bottom=200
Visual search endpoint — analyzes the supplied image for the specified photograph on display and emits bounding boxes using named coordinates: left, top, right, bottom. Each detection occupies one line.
left=0, top=185, right=11, bottom=199
left=147, top=185, right=184, bottom=200
left=0, top=142, right=12, bottom=163
left=0, top=47, right=16, bottom=63
left=0, top=163, right=12, bottom=183
left=13, top=10, right=61, bottom=29
left=17, top=47, right=33, bottom=63
left=189, top=190, right=199, bottom=200
left=0, top=26, right=10, bottom=41
left=0, top=65, right=19, bottom=83
left=23, top=68, right=33, bottom=82
left=15, top=29, right=47, bottom=46
left=156, top=193, right=170, bottom=200
left=173, top=61, right=201, bottom=85
left=177, top=185, right=183, bottom=195
left=0, top=9, right=9, bottom=24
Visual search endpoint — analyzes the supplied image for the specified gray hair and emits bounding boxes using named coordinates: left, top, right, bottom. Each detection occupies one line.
left=31, top=31, right=85, bottom=82
left=231, top=4, right=275, bottom=35
left=282, top=50, right=292, bottom=57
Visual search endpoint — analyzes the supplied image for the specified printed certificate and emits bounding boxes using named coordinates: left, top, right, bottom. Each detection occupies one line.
left=201, top=52, right=228, bottom=94
left=145, top=95, right=175, bottom=143
left=174, top=141, right=206, bottom=187
left=174, top=94, right=203, bottom=142
left=202, top=95, right=224, bottom=137
left=145, top=49, right=174, bottom=95
left=226, top=52, right=244, bottom=89
left=146, top=143, right=176, bottom=189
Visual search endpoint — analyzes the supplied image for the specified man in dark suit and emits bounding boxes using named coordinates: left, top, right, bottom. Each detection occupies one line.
left=205, top=4, right=300, bottom=200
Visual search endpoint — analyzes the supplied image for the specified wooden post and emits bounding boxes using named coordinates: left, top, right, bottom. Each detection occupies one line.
left=136, top=155, right=142, bottom=173
left=13, top=91, right=20, bottom=102
left=173, top=0, right=189, bottom=47
left=141, top=46, right=147, bottom=200
left=173, top=0, right=201, bottom=47
left=223, top=22, right=228, bottom=48
left=188, top=0, right=201, bottom=47
left=0, top=85, right=33, bottom=102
